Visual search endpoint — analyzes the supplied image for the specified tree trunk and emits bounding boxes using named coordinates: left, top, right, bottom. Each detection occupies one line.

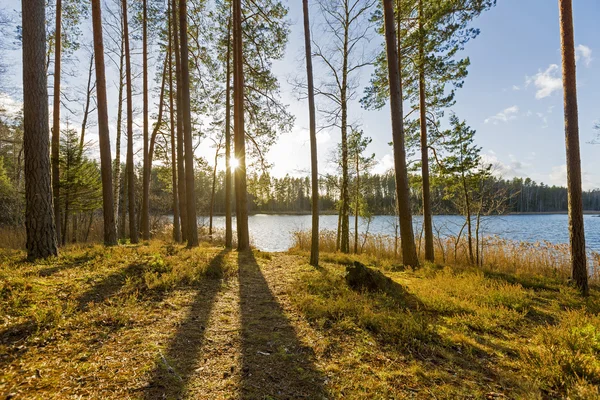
left=558, top=0, right=588, bottom=296
left=354, top=150, right=359, bottom=254
left=382, top=0, right=418, bottom=267
left=225, top=10, right=233, bottom=249
left=91, top=0, right=117, bottom=246
left=22, top=0, right=59, bottom=260
left=209, top=146, right=219, bottom=237
left=114, top=43, right=124, bottom=233
left=179, top=0, right=199, bottom=247
left=303, top=0, right=319, bottom=266
left=168, top=2, right=181, bottom=243
left=52, top=0, right=62, bottom=246
left=418, top=0, right=434, bottom=262
left=340, top=10, right=350, bottom=254
left=462, top=172, right=474, bottom=264
left=233, top=0, right=250, bottom=251
left=122, top=0, right=138, bottom=244
left=141, top=0, right=150, bottom=240
left=172, top=0, right=187, bottom=242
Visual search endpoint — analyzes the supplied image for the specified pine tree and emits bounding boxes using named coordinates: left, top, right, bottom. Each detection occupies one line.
left=21, top=0, right=59, bottom=259
left=91, top=0, right=117, bottom=246
left=558, top=0, right=588, bottom=296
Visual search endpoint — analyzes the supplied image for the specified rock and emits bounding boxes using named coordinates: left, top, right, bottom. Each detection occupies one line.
left=345, top=261, right=395, bottom=293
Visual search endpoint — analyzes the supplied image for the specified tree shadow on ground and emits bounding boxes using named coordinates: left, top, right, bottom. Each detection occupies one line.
left=35, top=251, right=98, bottom=277
left=238, top=251, right=326, bottom=399
left=309, top=260, right=529, bottom=395
left=76, top=262, right=146, bottom=311
left=141, top=249, right=228, bottom=399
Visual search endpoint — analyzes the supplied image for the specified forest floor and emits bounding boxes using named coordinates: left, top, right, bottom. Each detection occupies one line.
left=1, top=241, right=600, bottom=399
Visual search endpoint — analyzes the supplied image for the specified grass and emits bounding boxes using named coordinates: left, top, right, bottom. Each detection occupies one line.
left=1, top=240, right=599, bottom=398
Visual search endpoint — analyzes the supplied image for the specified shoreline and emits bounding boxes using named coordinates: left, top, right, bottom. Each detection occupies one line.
left=200, top=211, right=600, bottom=217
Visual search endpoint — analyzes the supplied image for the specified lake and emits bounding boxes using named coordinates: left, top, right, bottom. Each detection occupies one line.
left=196, top=214, right=600, bottom=253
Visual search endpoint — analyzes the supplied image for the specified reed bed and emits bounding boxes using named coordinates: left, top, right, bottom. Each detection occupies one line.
left=291, top=229, right=600, bottom=284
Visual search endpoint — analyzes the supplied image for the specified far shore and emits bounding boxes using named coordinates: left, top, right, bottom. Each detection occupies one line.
left=192, top=210, right=600, bottom=217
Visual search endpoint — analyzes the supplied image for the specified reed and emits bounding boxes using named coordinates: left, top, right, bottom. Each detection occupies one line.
left=291, top=229, right=600, bottom=284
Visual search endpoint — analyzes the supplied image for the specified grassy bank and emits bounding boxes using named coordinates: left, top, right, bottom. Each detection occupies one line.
left=1, top=241, right=599, bottom=398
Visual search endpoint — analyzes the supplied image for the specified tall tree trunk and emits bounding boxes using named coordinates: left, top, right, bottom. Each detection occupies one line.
left=354, top=150, right=359, bottom=254
left=179, top=0, right=199, bottom=247
left=462, top=172, right=474, bottom=264
left=22, top=0, right=59, bottom=260
left=418, top=0, right=434, bottom=262
left=233, top=0, right=250, bottom=251
left=225, top=10, right=233, bottom=249
left=172, top=0, right=187, bottom=242
left=303, top=0, right=319, bottom=266
left=91, top=0, right=117, bottom=246
left=79, top=53, right=94, bottom=152
left=209, top=145, right=219, bottom=237
left=382, top=0, right=418, bottom=267
left=147, top=59, right=168, bottom=168
left=122, top=0, right=138, bottom=244
left=52, top=0, right=62, bottom=246
left=141, top=0, right=150, bottom=240
left=168, top=1, right=181, bottom=242
left=558, top=0, right=588, bottom=295
left=340, top=9, right=350, bottom=254
left=114, top=43, right=124, bottom=232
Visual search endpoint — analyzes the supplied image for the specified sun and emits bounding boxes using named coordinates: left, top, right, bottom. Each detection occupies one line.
left=230, top=158, right=240, bottom=170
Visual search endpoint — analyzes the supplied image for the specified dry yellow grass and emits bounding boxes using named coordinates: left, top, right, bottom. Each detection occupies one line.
left=292, top=229, right=600, bottom=284
left=1, top=240, right=599, bottom=398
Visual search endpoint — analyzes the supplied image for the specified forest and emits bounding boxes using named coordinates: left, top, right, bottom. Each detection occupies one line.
left=1, top=0, right=599, bottom=398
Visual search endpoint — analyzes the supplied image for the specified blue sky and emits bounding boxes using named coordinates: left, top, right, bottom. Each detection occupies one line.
left=269, top=0, right=600, bottom=189
left=1, top=0, right=599, bottom=189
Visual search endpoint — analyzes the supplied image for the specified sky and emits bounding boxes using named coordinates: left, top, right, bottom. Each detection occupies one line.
left=1, top=0, right=600, bottom=189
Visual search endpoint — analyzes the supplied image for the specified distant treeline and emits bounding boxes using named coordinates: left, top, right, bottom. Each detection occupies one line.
left=207, top=172, right=600, bottom=215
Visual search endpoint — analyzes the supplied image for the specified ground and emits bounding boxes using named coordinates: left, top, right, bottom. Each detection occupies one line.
left=1, top=241, right=599, bottom=399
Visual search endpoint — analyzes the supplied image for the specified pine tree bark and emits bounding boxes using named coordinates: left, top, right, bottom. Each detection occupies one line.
left=418, top=0, right=434, bottom=262
left=382, top=0, right=418, bottom=267
left=91, top=0, right=117, bottom=246
left=114, top=44, right=124, bottom=235
left=168, top=3, right=181, bottom=242
left=172, top=0, right=187, bottom=243
left=22, top=0, right=59, bottom=260
left=303, top=0, right=319, bottom=266
left=340, top=11, right=350, bottom=254
left=179, top=0, right=199, bottom=247
left=558, top=0, right=588, bottom=295
left=225, top=10, right=233, bottom=249
left=122, top=0, right=138, bottom=244
left=354, top=150, right=359, bottom=253
left=141, top=0, right=150, bottom=240
left=52, top=0, right=62, bottom=246
left=233, top=0, right=250, bottom=251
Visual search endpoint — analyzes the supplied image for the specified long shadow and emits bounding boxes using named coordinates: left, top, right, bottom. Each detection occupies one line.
left=36, top=251, right=98, bottom=277
left=76, top=262, right=146, bottom=311
left=142, top=250, right=228, bottom=399
left=312, top=260, right=527, bottom=394
left=238, top=251, right=326, bottom=399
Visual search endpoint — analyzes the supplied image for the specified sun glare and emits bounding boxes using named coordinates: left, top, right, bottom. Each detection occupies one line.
left=230, top=158, right=240, bottom=170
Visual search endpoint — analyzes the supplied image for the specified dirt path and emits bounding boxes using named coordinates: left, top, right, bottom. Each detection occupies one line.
left=141, top=251, right=326, bottom=399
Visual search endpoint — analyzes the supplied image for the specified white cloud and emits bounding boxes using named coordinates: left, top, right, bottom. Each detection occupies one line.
left=526, top=64, right=562, bottom=99
left=484, top=105, right=519, bottom=124
left=549, top=164, right=597, bottom=190
left=512, top=85, right=521, bottom=91
left=575, top=44, right=592, bottom=67
left=480, top=151, right=529, bottom=179
left=372, top=153, right=394, bottom=175
left=0, top=93, right=23, bottom=119
left=316, top=130, right=331, bottom=144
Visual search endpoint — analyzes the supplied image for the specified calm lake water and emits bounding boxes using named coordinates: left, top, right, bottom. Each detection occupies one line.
left=196, top=214, right=600, bottom=253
